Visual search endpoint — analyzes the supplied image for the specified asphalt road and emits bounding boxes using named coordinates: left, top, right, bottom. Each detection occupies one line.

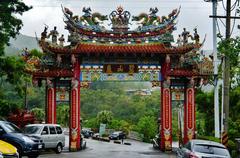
left=38, top=137, right=177, bottom=158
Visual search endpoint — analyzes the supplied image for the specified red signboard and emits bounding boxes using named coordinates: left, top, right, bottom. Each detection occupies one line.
left=163, top=89, right=170, bottom=129
left=187, top=89, right=193, bottom=129
left=71, top=89, right=76, bottom=128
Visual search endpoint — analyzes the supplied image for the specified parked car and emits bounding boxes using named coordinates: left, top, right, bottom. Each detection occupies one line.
left=81, top=129, right=93, bottom=138
left=24, top=124, right=65, bottom=154
left=109, top=131, right=126, bottom=140
left=0, top=121, right=43, bottom=158
left=0, top=140, right=19, bottom=158
left=177, top=139, right=231, bottom=158
left=92, top=133, right=100, bottom=139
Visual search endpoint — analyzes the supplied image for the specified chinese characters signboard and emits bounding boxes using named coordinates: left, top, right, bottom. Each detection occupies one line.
left=103, top=64, right=138, bottom=74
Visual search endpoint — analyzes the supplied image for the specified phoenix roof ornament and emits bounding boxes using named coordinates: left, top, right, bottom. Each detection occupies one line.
left=109, top=6, right=131, bottom=32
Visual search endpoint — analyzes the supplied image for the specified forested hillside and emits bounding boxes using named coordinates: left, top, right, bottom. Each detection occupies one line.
left=5, top=34, right=40, bottom=56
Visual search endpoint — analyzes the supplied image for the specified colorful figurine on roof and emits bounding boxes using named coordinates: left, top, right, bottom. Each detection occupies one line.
left=41, top=25, right=48, bottom=41
left=109, top=6, right=131, bottom=32
left=48, top=26, right=59, bottom=45
left=80, top=7, right=108, bottom=26
left=58, top=34, right=65, bottom=46
left=193, top=28, right=200, bottom=44
left=132, top=7, right=160, bottom=27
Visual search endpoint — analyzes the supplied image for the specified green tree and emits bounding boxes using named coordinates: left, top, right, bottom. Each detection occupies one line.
left=136, top=116, right=157, bottom=142
left=0, top=0, right=31, bottom=85
left=217, top=36, right=240, bottom=157
left=0, top=1, right=31, bottom=113
left=31, top=107, right=45, bottom=122
left=56, top=105, right=69, bottom=127
left=218, top=37, right=240, bottom=88
left=96, top=110, right=113, bottom=125
left=108, top=119, right=122, bottom=130
left=0, top=56, right=29, bottom=96
left=118, top=120, right=132, bottom=134
left=0, top=99, right=20, bottom=117
left=109, top=119, right=133, bottom=134
left=195, top=90, right=214, bottom=136
left=0, top=0, right=32, bottom=55
left=84, top=117, right=98, bottom=129
left=228, top=86, right=240, bottom=140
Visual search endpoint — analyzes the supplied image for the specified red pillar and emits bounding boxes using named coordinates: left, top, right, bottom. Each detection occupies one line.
left=46, top=79, right=56, bottom=124
left=69, top=60, right=81, bottom=151
left=160, top=79, right=172, bottom=151
left=184, top=79, right=196, bottom=144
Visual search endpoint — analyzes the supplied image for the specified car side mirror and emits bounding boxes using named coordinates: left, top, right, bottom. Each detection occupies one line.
left=41, top=131, right=47, bottom=135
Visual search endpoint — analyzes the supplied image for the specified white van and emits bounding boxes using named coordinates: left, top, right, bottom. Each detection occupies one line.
left=24, top=124, right=65, bottom=153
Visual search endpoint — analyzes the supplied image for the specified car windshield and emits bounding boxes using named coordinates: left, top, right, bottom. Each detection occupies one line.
left=112, top=133, right=118, bottom=136
left=24, top=126, right=41, bottom=134
left=1, top=122, right=22, bottom=133
left=193, top=144, right=230, bottom=156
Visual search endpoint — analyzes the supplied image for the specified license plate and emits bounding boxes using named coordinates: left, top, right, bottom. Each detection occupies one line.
left=38, top=144, right=43, bottom=149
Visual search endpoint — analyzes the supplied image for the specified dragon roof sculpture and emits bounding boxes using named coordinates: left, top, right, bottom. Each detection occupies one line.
left=61, top=6, right=180, bottom=45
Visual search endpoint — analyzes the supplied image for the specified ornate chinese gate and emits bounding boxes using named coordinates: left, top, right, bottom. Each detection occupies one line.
left=23, top=6, right=213, bottom=151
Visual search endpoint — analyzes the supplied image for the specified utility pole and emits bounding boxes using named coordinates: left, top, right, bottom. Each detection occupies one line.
left=212, top=0, right=220, bottom=139
left=204, top=0, right=221, bottom=138
left=222, top=0, right=231, bottom=144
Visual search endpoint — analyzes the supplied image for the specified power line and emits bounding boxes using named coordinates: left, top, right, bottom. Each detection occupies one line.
left=218, top=0, right=240, bottom=36
left=230, top=0, right=239, bottom=11
left=219, top=18, right=226, bottom=27
left=28, top=5, right=212, bottom=10
left=221, top=0, right=227, bottom=11
left=221, top=0, right=239, bottom=11
left=230, top=7, right=238, bottom=36
left=38, top=0, right=206, bottom=2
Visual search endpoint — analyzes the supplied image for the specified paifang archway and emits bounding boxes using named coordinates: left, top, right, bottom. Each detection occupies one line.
left=23, top=6, right=213, bottom=152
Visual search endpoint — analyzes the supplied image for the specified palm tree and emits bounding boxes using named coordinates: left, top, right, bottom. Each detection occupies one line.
left=97, top=110, right=113, bottom=125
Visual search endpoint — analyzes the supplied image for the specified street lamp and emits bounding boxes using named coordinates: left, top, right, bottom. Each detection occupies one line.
left=204, top=0, right=223, bottom=138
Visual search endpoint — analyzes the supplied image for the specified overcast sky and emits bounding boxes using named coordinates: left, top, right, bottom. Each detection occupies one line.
left=19, top=0, right=240, bottom=50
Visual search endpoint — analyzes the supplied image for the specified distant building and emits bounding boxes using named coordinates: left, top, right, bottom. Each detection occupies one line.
left=126, top=89, right=152, bottom=96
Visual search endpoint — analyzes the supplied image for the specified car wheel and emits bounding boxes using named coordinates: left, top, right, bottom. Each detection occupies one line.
left=55, top=143, right=62, bottom=154
left=15, top=144, right=23, bottom=158
left=153, top=143, right=156, bottom=148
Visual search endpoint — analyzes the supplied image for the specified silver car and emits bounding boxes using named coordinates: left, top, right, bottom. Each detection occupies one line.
left=177, top=139, right=231, bottom=158
left=24, top=124, right=65, bottom=154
